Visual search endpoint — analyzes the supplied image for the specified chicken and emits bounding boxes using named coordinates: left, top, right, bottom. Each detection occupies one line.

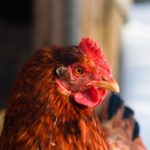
left=121, top=106, right=135, bottom=141
left=98, top=92, right=124, bottom=124
left=0, top=38, right=119, bottom=150
left=99, top=93, right=147, bottom=150
left=131, top=121, right=147, bottom=150
left=100, top=96, right=132, bottom=150
left=99, top=93, right=124, bottom=136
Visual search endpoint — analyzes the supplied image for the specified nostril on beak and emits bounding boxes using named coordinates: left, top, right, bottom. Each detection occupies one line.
left=102, top=76, right=108, bottom=81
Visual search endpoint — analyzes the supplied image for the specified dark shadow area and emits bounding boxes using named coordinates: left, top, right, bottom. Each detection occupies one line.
left=0, top=0, right=33, bottom=108
left=0, top=0, right=32, bottom=24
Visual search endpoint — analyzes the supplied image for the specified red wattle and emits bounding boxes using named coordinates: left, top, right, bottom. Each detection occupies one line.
left=73, top=86, right=106, bottom=107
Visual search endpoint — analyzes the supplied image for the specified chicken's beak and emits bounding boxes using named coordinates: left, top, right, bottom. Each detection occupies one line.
left=96, top=77, right=120, bottom=93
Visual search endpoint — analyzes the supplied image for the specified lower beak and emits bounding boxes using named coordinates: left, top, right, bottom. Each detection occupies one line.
left=96, top=77, right=120, bottom=93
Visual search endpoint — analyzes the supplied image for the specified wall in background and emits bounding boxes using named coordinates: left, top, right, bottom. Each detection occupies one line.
left=0, top=0, right=132, bottom=116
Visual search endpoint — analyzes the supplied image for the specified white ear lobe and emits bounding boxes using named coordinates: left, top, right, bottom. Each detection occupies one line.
left=56, top=67, right=62, bottom=76
left=56, top=66, right=69, bottom=78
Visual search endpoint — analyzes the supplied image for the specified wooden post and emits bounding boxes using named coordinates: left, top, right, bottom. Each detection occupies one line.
left=34, top=0, right=81, bottom=48
left=63, top=0, right=81, bottom=45
left=34, top=0, right=64, bottom=49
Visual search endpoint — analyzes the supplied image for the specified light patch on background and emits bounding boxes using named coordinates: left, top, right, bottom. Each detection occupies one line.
left=121, top=2, right=150, bottom=149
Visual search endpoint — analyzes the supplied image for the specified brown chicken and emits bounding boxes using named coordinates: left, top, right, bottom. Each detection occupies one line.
left=99, top=93, right=147, bottom=150
left=131, top=121, right=147, bottom=150
left=99, top=92, right=124, bottom=125
left=0, top=38, right=119, bottom=150
left=105, top=106, right=135, bottom=150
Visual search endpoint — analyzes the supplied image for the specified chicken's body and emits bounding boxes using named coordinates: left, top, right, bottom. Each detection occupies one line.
left=0, top=92, right=108, bottom=149
left=99, top=93, right=147, bottom=150
left=0, top=39, right=119, bottom=149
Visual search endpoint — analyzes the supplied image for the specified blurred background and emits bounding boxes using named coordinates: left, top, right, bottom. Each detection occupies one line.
left=0, top=0, right=150, bottom=148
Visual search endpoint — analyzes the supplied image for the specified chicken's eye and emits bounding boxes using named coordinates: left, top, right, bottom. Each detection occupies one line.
left=74, top=66, right=85, bottom=76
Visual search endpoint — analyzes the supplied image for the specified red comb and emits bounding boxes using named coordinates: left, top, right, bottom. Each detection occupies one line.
left=79, top=38, right=103, bottom=59
left=78, top=38, right=111, bottom=74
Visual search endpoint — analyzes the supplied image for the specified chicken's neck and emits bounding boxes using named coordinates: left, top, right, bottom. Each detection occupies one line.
left=48, top=84, right=96, bottom=127
left=41, top=84, right=109, bottom=149
left=1, top=79, right=109, bottom=149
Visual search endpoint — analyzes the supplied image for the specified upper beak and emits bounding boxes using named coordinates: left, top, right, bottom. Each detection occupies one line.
left=95, top=77, right=120, bottom=93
